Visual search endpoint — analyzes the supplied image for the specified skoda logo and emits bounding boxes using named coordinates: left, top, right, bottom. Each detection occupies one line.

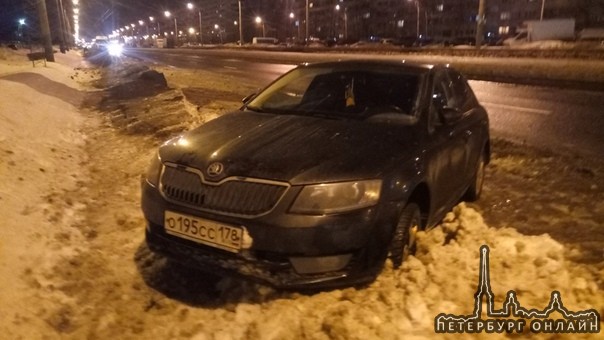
left=206, top=162, right=224, bottom=177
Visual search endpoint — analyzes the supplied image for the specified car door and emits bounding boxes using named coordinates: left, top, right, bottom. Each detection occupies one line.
left=446, top=69, right=486, bottom=185
left=425, top=69, right=469, bottom=214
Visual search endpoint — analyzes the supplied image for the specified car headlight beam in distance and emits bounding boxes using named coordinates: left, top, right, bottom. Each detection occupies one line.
left=290, top=180, right=382, bottom=215
left=107, top=42, right=123, bottom=57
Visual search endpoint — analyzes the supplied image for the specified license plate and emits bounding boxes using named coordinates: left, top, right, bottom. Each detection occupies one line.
left=164, top=211, right=242, bottom=253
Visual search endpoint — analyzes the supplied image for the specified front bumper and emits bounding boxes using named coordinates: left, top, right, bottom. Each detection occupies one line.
left=141, top=179, right=401, bottom=289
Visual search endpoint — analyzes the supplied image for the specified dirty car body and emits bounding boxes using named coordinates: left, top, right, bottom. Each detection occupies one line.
left=141, top=60, right=490, bottom=289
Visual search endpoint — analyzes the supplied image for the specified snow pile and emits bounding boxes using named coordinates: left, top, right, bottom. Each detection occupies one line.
left=149, top=204, right=601, bottom=339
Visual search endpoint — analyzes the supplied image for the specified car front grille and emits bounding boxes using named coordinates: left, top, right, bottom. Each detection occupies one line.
left=160, top=164, right=289, bottom=217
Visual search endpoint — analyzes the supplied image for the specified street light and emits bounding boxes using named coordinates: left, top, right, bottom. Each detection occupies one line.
left=334, top=5, right=340, bottom=40
left=334, top=5, right=348, bottom=41
left=165, top=11, right=178, bottom=45
left=255, top=16, right=265, bottom=37
left=17, top=18, right=26, bottom=42
left=187, top=2, right=203, bottom=45
left=214, top=24, right=223, bottom=43
left=138, top=20, right=148, bottom=36
left=150, top=16, right=160, bottom=35
left=289, top=12, right=295, bottom=41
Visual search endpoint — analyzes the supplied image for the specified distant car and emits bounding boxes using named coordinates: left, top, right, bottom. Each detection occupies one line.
left=141, top=60, right=490, bottom=289
left=84, top=39, right=123, bottom=60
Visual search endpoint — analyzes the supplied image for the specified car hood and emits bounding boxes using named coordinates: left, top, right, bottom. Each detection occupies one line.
left=159, top=111, right=421, bottom=184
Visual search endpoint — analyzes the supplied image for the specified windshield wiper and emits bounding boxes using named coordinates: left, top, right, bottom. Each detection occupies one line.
left=299, top=111, right=347, bottom=120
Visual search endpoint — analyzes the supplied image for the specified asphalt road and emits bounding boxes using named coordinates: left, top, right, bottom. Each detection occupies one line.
left=125, top=48, right=604, bottom=159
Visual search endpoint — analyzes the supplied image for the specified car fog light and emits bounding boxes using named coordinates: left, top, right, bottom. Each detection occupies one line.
left=289, top=254, right=353, bottom=274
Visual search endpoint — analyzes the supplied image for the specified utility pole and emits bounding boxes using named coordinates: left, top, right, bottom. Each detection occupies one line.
left=54, top=0, right=65, bottom=52
left=305, top=0, right=309, bottom=44
left=475, top=0, right=486, bottom=48
left=36, top=0, right=55, bottom=61
left=540, top=0, right=546, bottom=21
left=238, top=0, right=243, bottom=45
left=199, top=10, right=203, bottom=45
left=59, top=0, right=72, bottom=50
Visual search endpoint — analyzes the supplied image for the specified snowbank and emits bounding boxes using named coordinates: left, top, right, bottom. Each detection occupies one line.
left=160, top=204, right=601, bottom=339
left=0, top=48, right=97, bottom=337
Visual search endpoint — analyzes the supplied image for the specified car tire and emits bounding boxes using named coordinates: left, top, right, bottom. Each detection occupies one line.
left=464, top=150, right=486, bottom=201
left=388, top=203, right=421, bottom=268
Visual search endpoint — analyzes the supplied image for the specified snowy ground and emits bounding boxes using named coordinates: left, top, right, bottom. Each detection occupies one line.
left=0, top=48, right=602, bottom=339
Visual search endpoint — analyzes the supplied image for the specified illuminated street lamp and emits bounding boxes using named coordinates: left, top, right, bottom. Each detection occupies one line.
left=165, top=11, right=178, bottom=45
left=17, top=18, right=26, bottom=41
left=214, top=24, right=223, bottom=43
left=255, top=16, right=265, bottom=37
left=187, top=2, right=203, bottom=45
left=334, top=5, right=348, bottom=41
left=150, top=16, right=160, bottom=35
left=289, top=12, right=296, bottom=40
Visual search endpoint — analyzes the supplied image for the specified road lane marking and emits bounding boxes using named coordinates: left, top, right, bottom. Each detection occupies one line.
left=223, top=66, right=238, bottom=70
left=482, top=102, right=552, bottom=116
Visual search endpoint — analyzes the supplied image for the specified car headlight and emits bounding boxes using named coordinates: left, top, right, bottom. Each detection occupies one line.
left=107, top=43, right=123, bottom=57
left=290, top=180, right=382, bottom=215
left=145, top=152, right=162, bottom=187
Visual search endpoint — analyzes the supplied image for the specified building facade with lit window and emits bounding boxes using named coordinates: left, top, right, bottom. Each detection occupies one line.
left=125, top=0, right=603, bottom=44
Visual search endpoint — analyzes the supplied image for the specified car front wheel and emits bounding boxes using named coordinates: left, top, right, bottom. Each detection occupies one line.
left=388, top=203, right=420, bottom=268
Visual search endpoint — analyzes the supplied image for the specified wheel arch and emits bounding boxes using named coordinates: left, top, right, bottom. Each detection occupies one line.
left=406, top=182, right=431, bottom=230
left=483, top=139, right=491, bottom=165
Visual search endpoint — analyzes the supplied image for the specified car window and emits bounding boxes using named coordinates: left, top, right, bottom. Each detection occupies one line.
left=429, top=71, right=454, bottom=129
left=260, top=72, right=316, bottom=109
left=432, top=70, right=455, bottom=107
left=447, top=69, right=475, bottom=111
left=248, top=66, right=421, bottom=121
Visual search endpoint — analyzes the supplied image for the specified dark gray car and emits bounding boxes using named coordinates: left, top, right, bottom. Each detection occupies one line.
left=141, top=60, right=490, bottom=289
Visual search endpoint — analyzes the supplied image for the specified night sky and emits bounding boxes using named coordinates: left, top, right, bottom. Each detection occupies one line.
left=0, top=0, right=30, bottom=41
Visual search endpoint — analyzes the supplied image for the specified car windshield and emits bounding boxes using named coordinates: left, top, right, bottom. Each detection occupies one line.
left=246, top=65, right=422, bottom=121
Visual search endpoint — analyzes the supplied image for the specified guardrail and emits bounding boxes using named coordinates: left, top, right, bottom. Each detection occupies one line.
left=208, top=44, right=604, bottom=60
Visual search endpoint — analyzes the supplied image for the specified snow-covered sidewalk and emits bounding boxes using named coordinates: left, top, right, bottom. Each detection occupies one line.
left=0, top=49, right=96, bottom=337
left=0, top=48, right=601, bottom=339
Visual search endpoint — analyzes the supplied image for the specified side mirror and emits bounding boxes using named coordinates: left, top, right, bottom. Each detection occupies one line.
left=241, top=92, right=257, bottom=104
left=440, top=106, right=463, bottom=124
